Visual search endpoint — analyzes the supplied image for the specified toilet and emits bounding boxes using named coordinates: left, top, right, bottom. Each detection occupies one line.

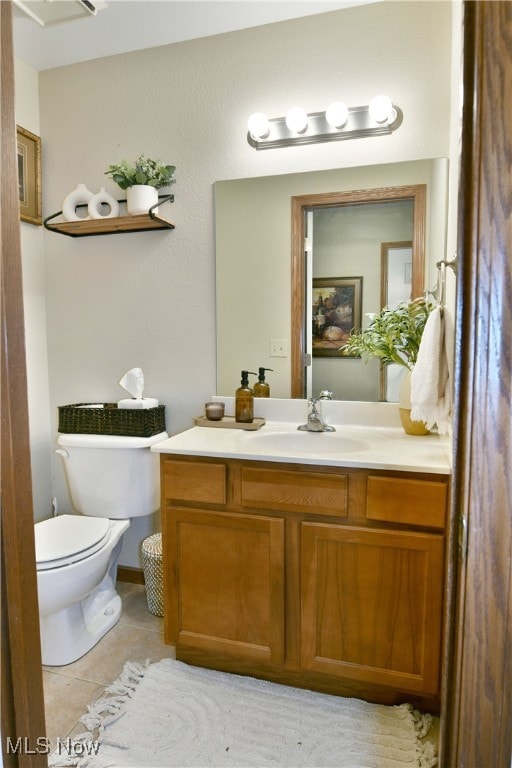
left=35, top=430, right=167, bottom=666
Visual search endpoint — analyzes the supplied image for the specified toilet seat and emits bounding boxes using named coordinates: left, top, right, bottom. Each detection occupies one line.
left=35, top=515, right=111, bottom=571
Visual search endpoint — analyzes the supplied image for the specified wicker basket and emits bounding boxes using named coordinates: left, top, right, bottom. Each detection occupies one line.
left=58, top=403, right=166, bottom=437
left=141, top=533, right=163, bottom=617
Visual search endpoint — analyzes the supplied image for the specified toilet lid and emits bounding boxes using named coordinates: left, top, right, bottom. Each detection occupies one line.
left=35, top=515, right=111, bottom=570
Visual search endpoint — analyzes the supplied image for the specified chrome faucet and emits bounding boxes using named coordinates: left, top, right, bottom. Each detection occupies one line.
left=298, top=392, right=336, bottom=432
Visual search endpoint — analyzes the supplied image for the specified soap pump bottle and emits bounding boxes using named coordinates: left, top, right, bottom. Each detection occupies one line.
left=235, top=371, right=256, bottom=423
left=253, top=367, right=273, bottom=398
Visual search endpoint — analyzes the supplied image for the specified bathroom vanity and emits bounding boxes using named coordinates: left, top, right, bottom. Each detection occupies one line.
left=152, top=404, right=451, bottom=712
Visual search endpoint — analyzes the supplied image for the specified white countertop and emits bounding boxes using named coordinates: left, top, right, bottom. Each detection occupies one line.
left=151, top=403, right=451, bottom=475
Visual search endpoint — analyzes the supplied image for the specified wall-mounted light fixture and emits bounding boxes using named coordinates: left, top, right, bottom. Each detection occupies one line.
left=247, top=95, right=402, bottom=150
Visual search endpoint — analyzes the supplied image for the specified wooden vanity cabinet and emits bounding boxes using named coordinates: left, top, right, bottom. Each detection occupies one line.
left=161, top=455, right=448, bottom=710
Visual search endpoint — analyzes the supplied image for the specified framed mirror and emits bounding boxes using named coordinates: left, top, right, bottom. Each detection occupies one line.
left=215, top=158, right=448, bottom=400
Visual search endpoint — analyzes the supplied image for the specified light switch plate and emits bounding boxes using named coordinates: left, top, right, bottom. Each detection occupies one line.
left=270, top=339, right=288, bottom=357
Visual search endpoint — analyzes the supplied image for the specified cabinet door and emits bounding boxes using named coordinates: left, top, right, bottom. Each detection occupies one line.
left=301, top=523, right=444, bottom=694
left=164, top=507, right=285, bottom=665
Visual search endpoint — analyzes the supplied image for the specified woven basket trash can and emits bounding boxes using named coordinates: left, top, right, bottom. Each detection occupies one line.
left=141, top=533, right=163, bottom=617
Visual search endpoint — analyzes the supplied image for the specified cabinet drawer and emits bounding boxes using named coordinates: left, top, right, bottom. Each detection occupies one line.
left=241, top=467, right=347, bottom=518
left=367, top=476, right=446, bottom=528
left=164, top=460, right=226, bottom=505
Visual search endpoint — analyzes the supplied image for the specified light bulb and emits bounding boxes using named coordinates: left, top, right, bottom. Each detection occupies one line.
left=285, top=107, right=308, bottom=134
left=369, top=95, right=395, bottom=124
left=247, top=112, right=270, bottom=140
left=325, top=101, right=349, bottom=129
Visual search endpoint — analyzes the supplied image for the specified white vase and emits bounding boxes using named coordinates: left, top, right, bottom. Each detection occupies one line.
left=88, top=187, right=120, bottom=219
left=126, top=185, right=158, bottom=216
left=62, top=183, right=94, bottom=222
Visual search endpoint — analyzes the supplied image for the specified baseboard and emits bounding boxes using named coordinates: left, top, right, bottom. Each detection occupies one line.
left=117, top=565, right=145, bottom=585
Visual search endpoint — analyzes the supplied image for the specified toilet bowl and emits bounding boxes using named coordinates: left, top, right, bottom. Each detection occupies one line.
left=36, top=430, right=167, bottom=666
left=36, top=515, right=129, bottom=666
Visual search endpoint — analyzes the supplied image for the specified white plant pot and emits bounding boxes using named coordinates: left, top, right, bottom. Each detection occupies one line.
left=126, top=185, right=158, bottom=216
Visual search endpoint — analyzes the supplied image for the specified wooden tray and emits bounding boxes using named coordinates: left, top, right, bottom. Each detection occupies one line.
left=194, top=416, right=265, bottom=430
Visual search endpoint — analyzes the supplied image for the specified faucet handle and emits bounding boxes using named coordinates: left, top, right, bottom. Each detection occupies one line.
left=318, top=390, right=334, bottom=400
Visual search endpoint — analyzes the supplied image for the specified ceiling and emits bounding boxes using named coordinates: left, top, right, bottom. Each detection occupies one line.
left=13, top=0, right=376, bottom=71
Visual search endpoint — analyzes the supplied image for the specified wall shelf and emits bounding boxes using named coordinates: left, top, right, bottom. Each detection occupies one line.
left=44, top=194, right=175, bottom=238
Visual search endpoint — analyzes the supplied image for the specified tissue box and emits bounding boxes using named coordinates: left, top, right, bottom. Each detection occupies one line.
left=58, top=403, right=166, bottom=437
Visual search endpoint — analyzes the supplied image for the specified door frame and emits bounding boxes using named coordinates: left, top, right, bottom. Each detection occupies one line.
left=1, top=3, right=47, bottom=765
left=440, top=2, right=512, bottom=764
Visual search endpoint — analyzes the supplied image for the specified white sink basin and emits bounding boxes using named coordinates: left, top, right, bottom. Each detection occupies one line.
left=151, top=415, right=451, bottom=475
left=241, top=430, right=369, bottom=455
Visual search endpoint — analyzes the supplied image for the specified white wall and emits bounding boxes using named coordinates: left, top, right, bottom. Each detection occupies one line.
left=26, top=1, right=455, bottom=565
left=14, top=56, right=53, bottom=522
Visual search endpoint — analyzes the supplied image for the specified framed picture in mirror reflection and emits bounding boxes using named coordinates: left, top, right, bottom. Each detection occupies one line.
left=312, top=276, right=362, bottom=357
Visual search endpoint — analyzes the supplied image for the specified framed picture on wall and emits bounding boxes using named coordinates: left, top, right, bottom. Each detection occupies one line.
left=312, top=276, right=363, bottom=357
left=17, top=125, right=42, bottom=225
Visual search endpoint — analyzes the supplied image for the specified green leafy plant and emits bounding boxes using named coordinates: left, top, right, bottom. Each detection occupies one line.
left=105, top=155, right=176, bottom=190
left=341, top=297, right=435, bottom=369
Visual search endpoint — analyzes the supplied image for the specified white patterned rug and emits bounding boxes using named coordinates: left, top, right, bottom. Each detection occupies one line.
left=50, top=658, right=437, bottom=768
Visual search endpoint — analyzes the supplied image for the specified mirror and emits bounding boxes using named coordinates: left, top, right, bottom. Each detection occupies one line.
left=215, top=159, right=448, bottom=400
left=291, top=185, right=425, bottom=401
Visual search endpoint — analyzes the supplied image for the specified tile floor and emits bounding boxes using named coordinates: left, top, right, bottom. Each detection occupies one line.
left=42, top=582, right=174, bottom=744
left=43, top=581, right=439, bottom=757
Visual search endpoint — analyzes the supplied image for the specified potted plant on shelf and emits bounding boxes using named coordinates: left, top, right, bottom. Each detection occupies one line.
left=341, top=297, right=435, bottom=434
left=105, top=155, right=176, bottom=215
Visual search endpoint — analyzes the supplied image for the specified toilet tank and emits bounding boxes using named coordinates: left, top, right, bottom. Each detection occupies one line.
left=56, top=432, right=168, bottom=519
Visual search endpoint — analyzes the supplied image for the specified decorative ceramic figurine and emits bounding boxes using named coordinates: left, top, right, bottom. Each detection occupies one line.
left=88, top=187, right=120, bottom=219
left=62, top=183, right=94, bottom=222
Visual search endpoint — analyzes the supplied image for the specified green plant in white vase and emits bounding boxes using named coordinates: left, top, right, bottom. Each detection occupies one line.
left=341, top=297, right=435, bottom=434
left=105, top=155, right=176, bottom=190
left=105, top=155, right=176, bottom=215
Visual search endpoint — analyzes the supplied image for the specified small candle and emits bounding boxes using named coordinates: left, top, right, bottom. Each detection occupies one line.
left=205, top=402, right=225, bottom=421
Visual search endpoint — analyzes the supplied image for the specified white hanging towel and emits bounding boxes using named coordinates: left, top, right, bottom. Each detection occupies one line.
left=410, top=306, right=452, bottom=435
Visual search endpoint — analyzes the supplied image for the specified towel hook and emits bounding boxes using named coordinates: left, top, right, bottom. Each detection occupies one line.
left=436, top=253, right=458, bottom=275
left=433, top=253, right=457, bottom=308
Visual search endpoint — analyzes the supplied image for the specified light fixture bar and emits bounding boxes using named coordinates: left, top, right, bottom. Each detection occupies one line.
left=247, top=103, right=403, bottom=150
